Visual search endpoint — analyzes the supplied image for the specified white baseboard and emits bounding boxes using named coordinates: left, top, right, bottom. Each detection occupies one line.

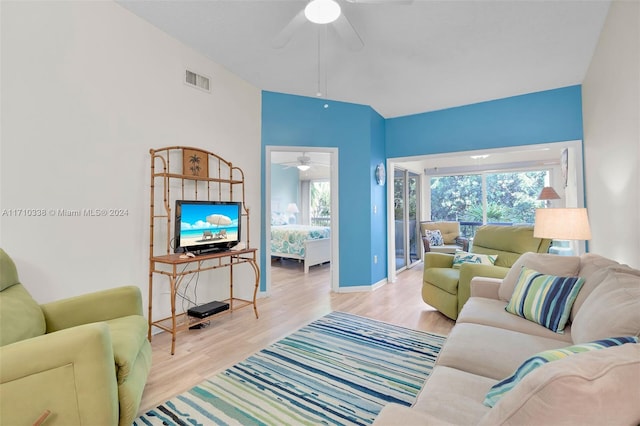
left=333, top=278, right=388, bottom=293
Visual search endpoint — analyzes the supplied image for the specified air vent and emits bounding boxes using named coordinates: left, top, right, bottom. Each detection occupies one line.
left=185, top=69, right=210, bottom=93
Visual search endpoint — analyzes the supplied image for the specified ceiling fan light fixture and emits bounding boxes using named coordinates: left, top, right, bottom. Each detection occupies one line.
left=304, top=0, right=341, bottom=24
left=297, top=164, right=311, bottom=171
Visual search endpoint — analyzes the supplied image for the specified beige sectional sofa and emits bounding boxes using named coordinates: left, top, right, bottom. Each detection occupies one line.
left=375, top=252, right=640, bottom=425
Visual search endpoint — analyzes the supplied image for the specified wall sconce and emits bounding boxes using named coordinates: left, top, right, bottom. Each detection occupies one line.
left=375, top=163, right=385, bottom=186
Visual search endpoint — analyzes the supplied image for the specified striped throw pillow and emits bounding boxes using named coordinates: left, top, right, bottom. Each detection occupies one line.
left=505, top=266, right=585, bottom=333
left=484, top=336, right=639, bottom=407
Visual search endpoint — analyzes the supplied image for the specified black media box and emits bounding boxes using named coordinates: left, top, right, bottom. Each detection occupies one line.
left=187, top=301, right=230, bottom=319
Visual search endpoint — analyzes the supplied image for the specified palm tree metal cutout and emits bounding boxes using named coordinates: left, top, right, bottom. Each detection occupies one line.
left=188, top=154, right=201, bottom=176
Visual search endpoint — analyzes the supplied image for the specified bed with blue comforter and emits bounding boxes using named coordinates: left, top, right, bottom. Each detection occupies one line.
left=271, top=224, right=331, bottom=273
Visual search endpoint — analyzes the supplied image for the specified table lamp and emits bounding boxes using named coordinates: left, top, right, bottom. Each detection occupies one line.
left=537, top=186, right=560, bottom=207
left=286, top=203, right=299, bottom=224
left=534, top=208, right=591, bottom=255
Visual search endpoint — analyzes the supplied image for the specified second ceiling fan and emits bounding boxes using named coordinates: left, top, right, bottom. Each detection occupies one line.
left=281, top=153, right=330, bottom=171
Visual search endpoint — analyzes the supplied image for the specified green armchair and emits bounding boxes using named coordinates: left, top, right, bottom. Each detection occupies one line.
left=422, top=225, right=551, bottom=320
left=0, top=249, right=152, bottom=426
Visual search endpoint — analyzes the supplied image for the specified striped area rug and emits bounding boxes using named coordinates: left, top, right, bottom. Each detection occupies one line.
left=135, top=311, right=446, bottom=426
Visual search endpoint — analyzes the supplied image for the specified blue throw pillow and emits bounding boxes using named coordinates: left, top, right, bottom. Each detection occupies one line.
left=425, top=229, right=444, bottom=247
left=483, top=336, right=639, bottom=407
left=505, top=266, right=585, bottom=333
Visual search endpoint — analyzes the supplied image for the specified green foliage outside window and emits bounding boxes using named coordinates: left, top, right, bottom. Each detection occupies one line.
left=394, top=174, right=418, bottom=219
left=310, top=181, right=330, bottom=225
left=430, top=171, right=547, bottom=225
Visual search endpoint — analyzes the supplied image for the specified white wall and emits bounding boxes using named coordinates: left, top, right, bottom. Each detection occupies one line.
left=0, top=1, right=262, bottom=317
left=582, top=0, right=639, bottom=268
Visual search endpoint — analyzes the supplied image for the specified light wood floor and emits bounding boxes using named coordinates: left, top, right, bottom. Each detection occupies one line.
left=139, top=259, right=454, bottom=413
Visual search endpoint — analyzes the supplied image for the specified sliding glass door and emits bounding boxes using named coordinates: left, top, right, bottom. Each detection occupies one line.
left=394, top=168, right=420, bottom=272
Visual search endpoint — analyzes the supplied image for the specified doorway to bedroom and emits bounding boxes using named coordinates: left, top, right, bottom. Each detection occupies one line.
left=266, top=147, right=339, bottom=294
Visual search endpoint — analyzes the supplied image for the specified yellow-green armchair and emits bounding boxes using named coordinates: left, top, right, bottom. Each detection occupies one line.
left=0, top=249, right=151, bottom=426
left=422, top=225, right=551, bottom=320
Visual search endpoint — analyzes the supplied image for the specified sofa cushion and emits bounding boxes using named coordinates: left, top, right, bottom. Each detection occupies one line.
left=429, top=245, right=460, bottom=254
left=0, top=283, right=46, bottom=346
left=413, top=366, right=494, bottom=425
left=506, top=267, right=584, bottom=334
left=499, top=253, right=580, bottom=302
left=571, top=265, right=640, bottom=343
left=107, top=315, right=150, bottom=385
left=571, top=253, right=622, bottom=322
left=423, top=268, right=460, bottom=294
left=471, top=225, right=549, bottom=268
left=577, top=252, right=621, bottom=282
left=0, top=249, right=46, bottom=347
left=452, top=250, right=496, bottom=269
left=478, top=343, right=640, bottom=426
left=373, top=403, right=458, bottom=426
left=436, top=323, right=568, bottom=380
left=483, top=336, right=638, bottom=407
left=458, top=297, right=573, bottom=343
left=0, top=249, right=21, bottom=291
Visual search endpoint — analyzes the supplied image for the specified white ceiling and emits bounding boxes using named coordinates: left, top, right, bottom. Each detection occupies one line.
left=116, top=0, right=611, bottom=118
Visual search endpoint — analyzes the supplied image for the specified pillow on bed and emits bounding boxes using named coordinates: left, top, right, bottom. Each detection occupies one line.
left=271, top=212, right=287, bottom=226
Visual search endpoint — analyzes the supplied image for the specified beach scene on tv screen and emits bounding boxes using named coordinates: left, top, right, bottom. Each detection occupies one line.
left=179, top=203, right=239, bottom=247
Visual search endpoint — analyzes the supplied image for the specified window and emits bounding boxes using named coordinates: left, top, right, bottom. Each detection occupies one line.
left=310, top=180, right=330, bottom=226
left=430, top=170, right=549, bottom=238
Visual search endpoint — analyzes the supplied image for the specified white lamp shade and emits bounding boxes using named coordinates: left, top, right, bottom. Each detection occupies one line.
left=286, top=203, right=299, bottom=214
left=534, top=208, right=592, bottom=240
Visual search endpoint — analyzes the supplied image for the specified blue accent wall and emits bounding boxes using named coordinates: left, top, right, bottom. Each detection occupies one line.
left=261, top=92, right=387, bottom=290
left=386, top=86, right=583, bottom=158
left=261, top=86, right=583, bottom=291
left=369, top=113, right=387, bottom=282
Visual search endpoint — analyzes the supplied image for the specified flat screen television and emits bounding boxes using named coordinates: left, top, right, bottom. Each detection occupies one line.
left=174, top=200, right=242, bottom=254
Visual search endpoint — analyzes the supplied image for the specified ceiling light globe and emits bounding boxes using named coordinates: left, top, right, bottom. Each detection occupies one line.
left=304, top=0, right=341, bottom=24
left=297, top=164, right=311, bottom=171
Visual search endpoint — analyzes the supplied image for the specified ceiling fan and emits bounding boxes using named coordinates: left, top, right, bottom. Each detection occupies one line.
left=281, top=153, right=330, bottom=171
left=273, top=0, right=412, bottom=51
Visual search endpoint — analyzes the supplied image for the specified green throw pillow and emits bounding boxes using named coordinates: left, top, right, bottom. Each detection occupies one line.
left=505, top=266, right=584, bottom=333
left=452, top=250, right=497, bottom=269
left=484, top=336, right=639, bottom=407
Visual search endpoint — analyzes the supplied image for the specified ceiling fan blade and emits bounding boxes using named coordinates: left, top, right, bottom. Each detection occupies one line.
left=332, top=14, right=363, bottom=51
left=272, top=9, right=307, bottom=49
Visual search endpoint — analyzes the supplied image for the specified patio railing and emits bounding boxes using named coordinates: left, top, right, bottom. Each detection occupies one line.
left=311, top=216, right=331, bottom=227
